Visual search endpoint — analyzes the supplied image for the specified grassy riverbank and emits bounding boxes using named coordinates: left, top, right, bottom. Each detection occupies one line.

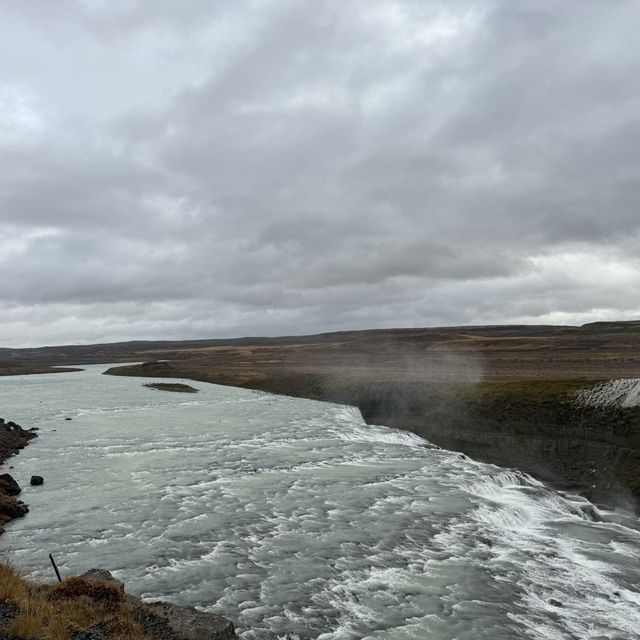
left=0, top=564, right=143, bottom=640
left=0, top=564, right=237, bottom=640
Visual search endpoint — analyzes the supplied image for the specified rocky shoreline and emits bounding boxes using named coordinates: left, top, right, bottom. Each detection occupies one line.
left=0, top=418, right=37, bottom=536
left=0, top=419, right=239, bottom=639
left=0, top=567, right=237, bottom=640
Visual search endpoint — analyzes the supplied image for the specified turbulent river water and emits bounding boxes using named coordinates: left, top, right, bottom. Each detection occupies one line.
left=1, top=365, right=640, bottom=639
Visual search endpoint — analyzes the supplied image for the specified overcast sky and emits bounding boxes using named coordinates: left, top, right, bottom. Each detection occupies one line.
left=2, top=0, right=640, bottom=347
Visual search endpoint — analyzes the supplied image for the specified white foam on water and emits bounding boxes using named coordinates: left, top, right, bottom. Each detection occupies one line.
left=335, top=424, right=428, bottom=448
left=457, top=464, right=640, bottom=639
left=577, top=378, right=640, bottom=407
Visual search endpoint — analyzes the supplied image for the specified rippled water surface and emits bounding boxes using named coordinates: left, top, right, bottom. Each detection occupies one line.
left=2, top=366, right=640, bottom=639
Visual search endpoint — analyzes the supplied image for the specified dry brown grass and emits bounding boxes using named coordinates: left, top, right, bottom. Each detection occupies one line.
left=103, top=614, right=149, bottom=640
left=46, top=576, right=124, bottom=610
left=0, top=563, right=150, bottom=640
left=0, top=561, right=29, bottom=604
left=8, top=600, right=68, bottom=640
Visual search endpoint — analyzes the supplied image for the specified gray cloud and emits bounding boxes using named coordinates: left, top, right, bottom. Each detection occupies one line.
left=1, top=0, right=640, bottom=346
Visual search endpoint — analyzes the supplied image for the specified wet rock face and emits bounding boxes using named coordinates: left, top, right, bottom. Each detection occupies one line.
left=30, top=475, right=44, bottom=486
left=0, top=496, right=28, bottom=519
left=0, top=419, right=37, bottom=537
left=0, top=474, right=21, bottom=496
left=0, top=493, right=29, bottom=535
left=0, top=419, right=37, bottom=470
left=0, top=472, right=29, bottom=535
left=144, top=602, right=238, bottom=640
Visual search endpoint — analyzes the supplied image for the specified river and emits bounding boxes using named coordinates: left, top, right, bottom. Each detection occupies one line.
left=1, top=365, right=639, bottom=639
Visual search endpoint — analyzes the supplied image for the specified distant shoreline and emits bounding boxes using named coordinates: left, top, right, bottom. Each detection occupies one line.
left=2, top=322, right=640, bottom=508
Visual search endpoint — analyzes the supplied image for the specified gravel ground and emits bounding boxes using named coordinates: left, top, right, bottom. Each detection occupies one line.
left=0, top=600, right=21, bottom=640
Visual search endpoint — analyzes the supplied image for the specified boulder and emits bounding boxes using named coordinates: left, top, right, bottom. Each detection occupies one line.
left=80, top=569, right=125, bottom=593
left=30, top=475, right=44, bottom=486
left=0, top=473, right=21, bottom=496
left=0, top=495, right=29, bottom=519
left=145, top=602, right=237, bottom=640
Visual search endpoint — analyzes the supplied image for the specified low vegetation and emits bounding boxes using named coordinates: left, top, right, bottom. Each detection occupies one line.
left=0, top=363, right=82, bottom=376
left=143, top=382, right=198, bottom=393
left=0, top=562, right=149, bottom=640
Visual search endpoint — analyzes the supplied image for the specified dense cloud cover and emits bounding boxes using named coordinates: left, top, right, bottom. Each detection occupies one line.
left=1, top=0, right=640, bottom=346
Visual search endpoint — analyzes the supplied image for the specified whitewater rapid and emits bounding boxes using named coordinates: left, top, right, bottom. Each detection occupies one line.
left=1, top=366, right=640, bottom=639
left=577, top=378, right=640, bottom=408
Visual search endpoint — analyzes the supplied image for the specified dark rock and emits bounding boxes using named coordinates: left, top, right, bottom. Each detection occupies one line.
left=80, top=569, right=125, bottom=593
left=71, top=624, right=110, bottom=640
left=0, top=420, right=37, bottom=537
left=76, top=569, right=237, bottom=640
left=130, top=604, right=182, bottom=640
left=65, top=417, right=72, bottom=421
left=143, top=602, right=237, bottom=640
left=548, top=599, right=564, bottom=607
left=0, top=419, right=37, bottom=471
left=579, top=504, right=601, bottom=522
left=0, top=474, right=21, bottom=496
left=0, top=496, right=29, bottom=519
left=30, top=475, right=44, bottom=486
left=0, top=600, right=20, bottom=626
